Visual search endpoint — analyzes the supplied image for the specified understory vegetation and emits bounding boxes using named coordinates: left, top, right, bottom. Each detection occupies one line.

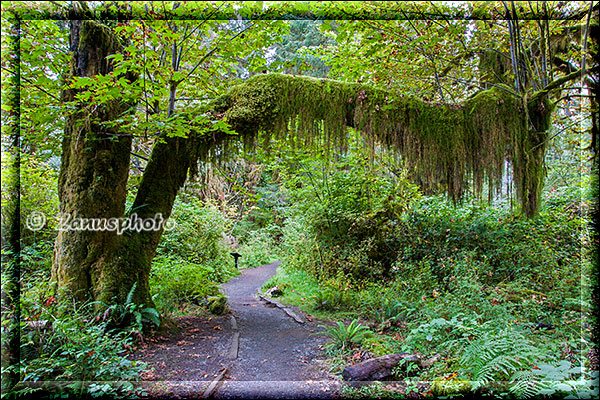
left=261, top=149, right=598, bottom=398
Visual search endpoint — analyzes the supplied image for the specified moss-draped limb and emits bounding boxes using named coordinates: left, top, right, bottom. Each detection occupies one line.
left=202, top=73, right=550, bottom=216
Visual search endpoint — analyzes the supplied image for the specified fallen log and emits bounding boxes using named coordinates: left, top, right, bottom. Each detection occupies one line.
left=342, top=353, right=440, bottom=381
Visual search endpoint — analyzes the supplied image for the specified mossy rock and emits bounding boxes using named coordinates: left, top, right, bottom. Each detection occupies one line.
left=207, top=295, right=228, bottom=315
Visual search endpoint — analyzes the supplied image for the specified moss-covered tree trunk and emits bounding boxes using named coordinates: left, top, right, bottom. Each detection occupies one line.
left=51, top=19, right=134, bottom=304
left=51, top=20, right=193, bottom=308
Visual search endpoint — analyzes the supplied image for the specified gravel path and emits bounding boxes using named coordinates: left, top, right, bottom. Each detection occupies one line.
left=134, top=261, right=340, bottom=399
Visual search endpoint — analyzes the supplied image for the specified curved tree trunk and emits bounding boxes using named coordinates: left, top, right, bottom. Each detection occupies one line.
left=51, top=19, right=194, bottom=308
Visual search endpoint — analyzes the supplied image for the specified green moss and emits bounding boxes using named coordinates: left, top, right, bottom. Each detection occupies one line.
left=478, top=49, right=511, bottom=85
left=202, top=73, right=550, bottom=217
left=207, top=294, right=228, bottom=315
left=79, top=21, right=120, bottom=55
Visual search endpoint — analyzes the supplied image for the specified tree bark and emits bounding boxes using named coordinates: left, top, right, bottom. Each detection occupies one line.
left=52, top=19, right=143, bottom=307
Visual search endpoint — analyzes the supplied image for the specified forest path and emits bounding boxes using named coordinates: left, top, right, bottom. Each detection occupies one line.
left=134, top=261, right=340, bottom=399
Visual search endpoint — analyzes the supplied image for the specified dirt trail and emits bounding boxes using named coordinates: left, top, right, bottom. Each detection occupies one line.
left=134, top=261, right=340, bottom=399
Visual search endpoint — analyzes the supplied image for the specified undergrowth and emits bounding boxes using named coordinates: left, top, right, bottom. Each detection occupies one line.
left=270, top=187, right=597, bottom=398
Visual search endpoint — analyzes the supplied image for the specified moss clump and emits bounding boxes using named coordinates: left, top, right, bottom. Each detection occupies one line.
left=431, top=376, right=472, bottom=396
left=207, top=294, right=228, bottom=315
left=478, top=49, right=512, bottom=86
left=203, top=73, right=550, bottom=217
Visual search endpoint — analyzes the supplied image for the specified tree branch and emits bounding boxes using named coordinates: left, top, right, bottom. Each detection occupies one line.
left=536, top=65, right=600, bottom=98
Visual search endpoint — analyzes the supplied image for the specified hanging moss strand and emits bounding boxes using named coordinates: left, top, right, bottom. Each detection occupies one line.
left=198, top=73, right=550, bottom=217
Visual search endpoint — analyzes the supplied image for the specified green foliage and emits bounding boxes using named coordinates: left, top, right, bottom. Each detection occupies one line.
left=397, top=195, right=588, bottom=295
left=151, top=196, right=236, bottom=315
left=341, top=381, right=405, bottom=399
left=274, top=181, right=594, bottom=396
left=320, top=319, right=372, bottom=354
left=93, top=283, right=160, bottom=332
left=312, top=288, right=347, bottom=312
left=9, top=285, right=146, bottom=399
left=524, top=361, right=600, bottom=399
left=156, top=196, right=232, bottom=275
left=270, top=20, right=334, bottom=78
left=206, top=294, right=228, bottom=316
left=150, top=256, right=222, bottom=315
left=281, top=147, right=421, bottom=281
left=456, top=327, right=539, bottom=390
left=1, top=154, right=59, bottom=251
left=237, top=225, right=281, bottom=269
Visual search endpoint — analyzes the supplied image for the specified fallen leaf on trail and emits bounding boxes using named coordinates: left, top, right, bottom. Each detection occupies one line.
left=190, top=328, right=202, bottom=333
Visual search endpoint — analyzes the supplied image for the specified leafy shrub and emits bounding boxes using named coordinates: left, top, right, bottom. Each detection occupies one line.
left=156, top=195, right=232, bottom=274
left=312, top=288, right=347, bottom=311
left=10, top=293, right=146, bottom=399
left=1, top=154, right=59, bottom=249
left=206, top=294, right=228, bottom=315
left=396, top=195, right=587, bottom=294
left=282, top=153, right=420, bottom=282
left=238, top=224, right=281, bottom=269
left=151, top=196, right=236, bottom=314
left=150, top=255, right=224, bottom=315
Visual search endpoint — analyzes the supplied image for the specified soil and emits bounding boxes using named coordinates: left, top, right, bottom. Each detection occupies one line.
left=132, top=261, right=341, bottom=399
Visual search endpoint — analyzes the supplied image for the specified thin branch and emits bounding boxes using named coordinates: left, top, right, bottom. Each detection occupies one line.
left=178, top=22, right=255, bottom=85
left=1, top=66, right=61, bottom=101
left=581, top=0, right=594, bottom=74
left=432, top=62, right=446, bottom=102
left=131, top=152, right=149, bottom=161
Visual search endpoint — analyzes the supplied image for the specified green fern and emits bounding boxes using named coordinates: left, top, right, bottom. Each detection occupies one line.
left=92, top=283, right=160, bottom=331
left=509, top=369, right=542, bottom=398
left=320, top=319, right=372, bottom=353
left=458, top=328, right=538, bottom=391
